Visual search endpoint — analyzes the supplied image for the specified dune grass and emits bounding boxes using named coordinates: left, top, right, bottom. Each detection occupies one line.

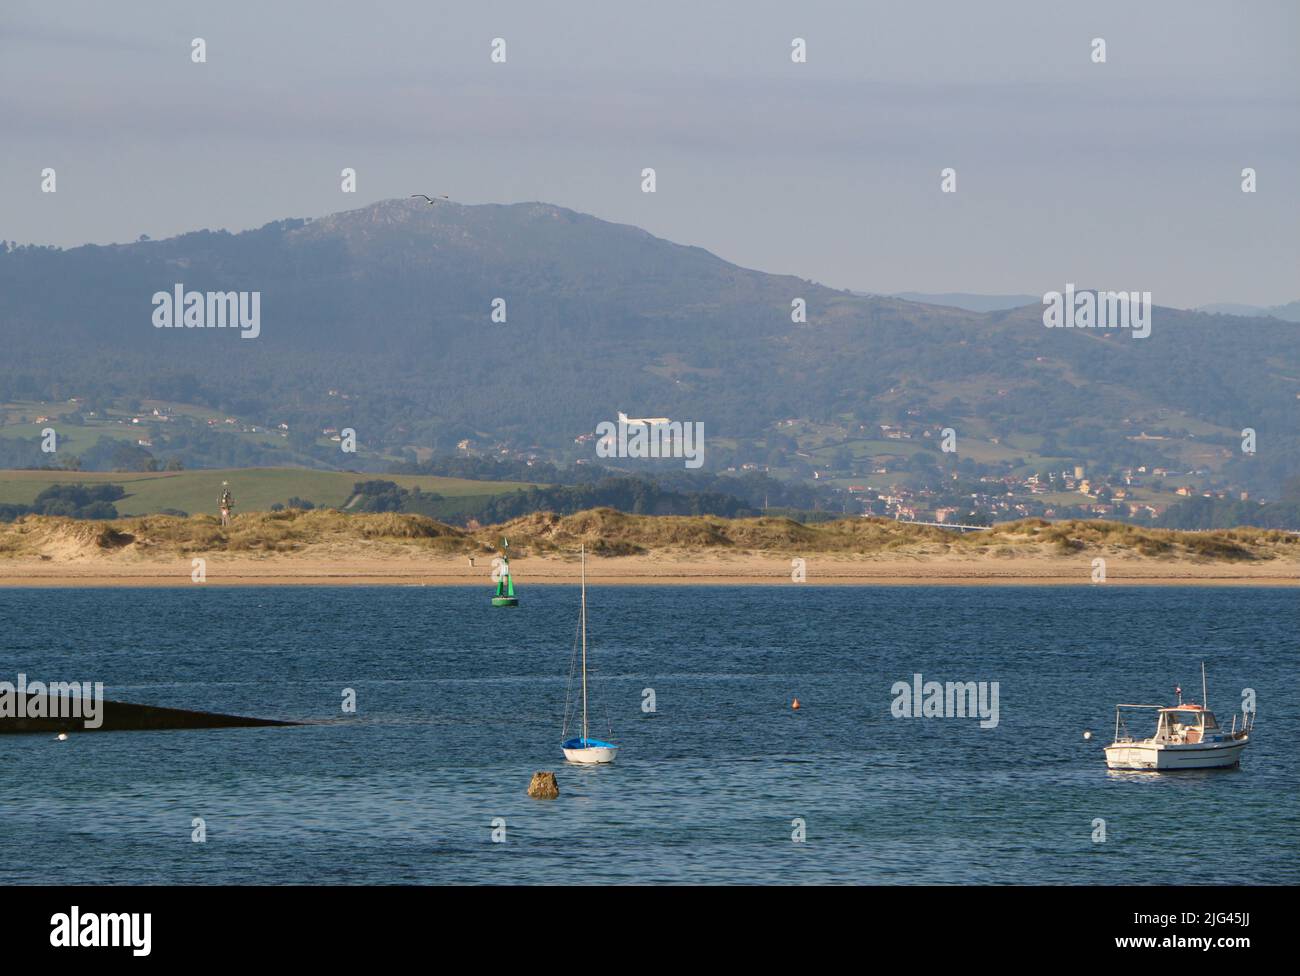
left=3, top=507, right=1291, bottom=564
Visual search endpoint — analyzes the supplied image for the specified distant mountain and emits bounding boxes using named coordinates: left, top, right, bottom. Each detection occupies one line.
left=1, top=199, right=1296, bottom=495
left=887, top=292, right=1041, bottom=313
left=884, top=292, right=1300, bottom=322
left=1195, top=301, right=1300, bottom=322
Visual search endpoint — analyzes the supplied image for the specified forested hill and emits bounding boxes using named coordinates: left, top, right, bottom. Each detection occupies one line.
left=1, top=198, right=1296, bottom=492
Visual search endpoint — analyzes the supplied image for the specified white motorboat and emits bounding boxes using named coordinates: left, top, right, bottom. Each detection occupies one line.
left=1104, top=665, right=1252, bottom=771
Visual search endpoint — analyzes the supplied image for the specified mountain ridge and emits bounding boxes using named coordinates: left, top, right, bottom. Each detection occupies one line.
left=1, top=198, right=1296, bottom=497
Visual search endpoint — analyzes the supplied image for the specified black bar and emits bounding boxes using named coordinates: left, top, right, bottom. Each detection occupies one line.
left=0, top=885, right=1273, bottom=962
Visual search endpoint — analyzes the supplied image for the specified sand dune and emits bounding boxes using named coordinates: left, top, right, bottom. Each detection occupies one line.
left=1, top=508, right=1295, bottom=586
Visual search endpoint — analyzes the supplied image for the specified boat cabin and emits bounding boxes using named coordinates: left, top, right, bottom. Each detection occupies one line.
left=1154, top=706, right=1218, bottom=744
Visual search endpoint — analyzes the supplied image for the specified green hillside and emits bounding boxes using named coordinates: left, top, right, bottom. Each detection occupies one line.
left=0, top=468, right=535, bottom=518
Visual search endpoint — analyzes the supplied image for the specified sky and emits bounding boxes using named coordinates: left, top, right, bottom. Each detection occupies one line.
left=2, top=0, right=1297, bottom=308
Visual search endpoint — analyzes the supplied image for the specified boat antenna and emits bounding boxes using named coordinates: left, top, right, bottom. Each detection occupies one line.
left=1201, top=661, right=1207, bottom=711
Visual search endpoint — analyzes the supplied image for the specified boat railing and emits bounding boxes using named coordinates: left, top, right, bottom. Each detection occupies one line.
left=1113, top=704, right=1163, bottom=745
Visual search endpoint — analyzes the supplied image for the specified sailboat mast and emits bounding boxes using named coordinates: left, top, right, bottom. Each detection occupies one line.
left=581, top=544, right=588, bottom=744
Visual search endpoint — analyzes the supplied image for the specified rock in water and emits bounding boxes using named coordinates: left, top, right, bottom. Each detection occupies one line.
left=527, top=771, right=559, bottom=799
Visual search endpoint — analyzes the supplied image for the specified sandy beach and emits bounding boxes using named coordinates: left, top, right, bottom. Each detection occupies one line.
left=2, top=551, right=1297, bottom=587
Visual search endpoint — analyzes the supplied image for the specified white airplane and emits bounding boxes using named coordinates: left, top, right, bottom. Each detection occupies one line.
left=618, top=411, right=671, bottom=427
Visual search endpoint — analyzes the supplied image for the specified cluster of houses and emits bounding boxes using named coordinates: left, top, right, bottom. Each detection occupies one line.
left=30, top=401, right=295, bottom=444
left=840, top=461, right=1251, bottom=524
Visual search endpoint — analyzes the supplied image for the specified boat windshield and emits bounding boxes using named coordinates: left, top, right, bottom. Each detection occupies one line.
left=1161, top=709, right=1217, bottom=731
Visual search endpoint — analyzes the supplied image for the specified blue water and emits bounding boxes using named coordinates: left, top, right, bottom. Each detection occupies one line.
left=1, top=586, right=1296, bottom=884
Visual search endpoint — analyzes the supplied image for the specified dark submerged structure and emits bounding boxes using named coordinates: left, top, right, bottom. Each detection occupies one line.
left=0, top=694, right=301, bottom=734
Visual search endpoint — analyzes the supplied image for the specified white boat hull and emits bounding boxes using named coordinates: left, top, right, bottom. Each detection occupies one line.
left=1105, top=738, right=1247, bottom=770
left=563, top=745, right=618, bottom=764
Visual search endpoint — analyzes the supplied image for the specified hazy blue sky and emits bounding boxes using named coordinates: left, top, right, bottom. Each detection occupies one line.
left=3, top=0, right=1297, bottom=307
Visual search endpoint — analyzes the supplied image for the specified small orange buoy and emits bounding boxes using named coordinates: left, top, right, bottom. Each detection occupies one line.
left=791, top=698, right=801, bottom=710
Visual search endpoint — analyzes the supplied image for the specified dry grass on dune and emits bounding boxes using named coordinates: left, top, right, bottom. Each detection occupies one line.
left=0, top=508, right=471, bottom=560
left=483, top=509, right=1296, bottom=562
left=482, top=509, right=953, bottom=555
left=0, top=506, right=1295, bottom=563
left=967, top=518, right=1296, bottom=561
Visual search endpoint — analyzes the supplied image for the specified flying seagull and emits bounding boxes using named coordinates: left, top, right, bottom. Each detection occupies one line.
left=411, top=194, right=449, bottom=204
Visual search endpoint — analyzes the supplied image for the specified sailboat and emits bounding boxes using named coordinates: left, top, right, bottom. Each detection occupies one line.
left=491, top=539, right=518, bottom=607
left=561, top=545, right=619, bottom=764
